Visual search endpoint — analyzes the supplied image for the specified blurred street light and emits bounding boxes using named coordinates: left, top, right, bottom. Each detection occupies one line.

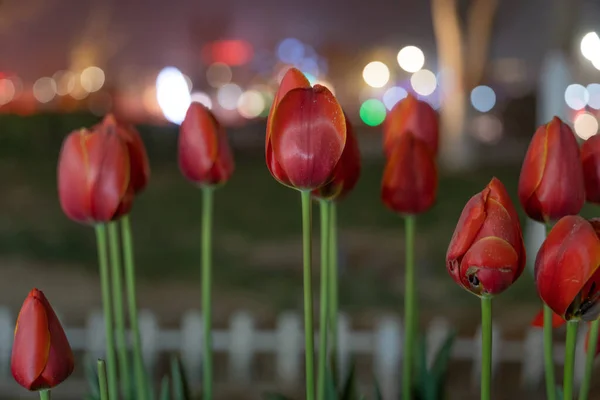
left=410, top=69, right=437, bottom=95
left=574, top=112, right=598, bottom=139
left=362, top=61, right=390, bottom=88
left=581, top=32, right=600, bottom=62
left=156, top=66, right=191, bottom=124
left=397, top=46, right=425, bottom=73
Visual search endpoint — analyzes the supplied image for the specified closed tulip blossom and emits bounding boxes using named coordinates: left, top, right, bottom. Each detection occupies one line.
left=535, top=216, right=600, bottom=321
left=11, top=289, right=74, bottom=391
left=447, top=178, right=526, bottom=296
left=581, top=134, right=600, bottom=204
left=266, top=67, right=346, bottom=190
left=518, top=116, right=585, bottom=222
left=57, top=125, right=132, bottom=224
left=178, top=102, right=235, bottom=186
left=383, top=93, right=438, bottom=157
left=381, top=132, right=437, bottom=215
left=312, top=114, right=361, bottom=201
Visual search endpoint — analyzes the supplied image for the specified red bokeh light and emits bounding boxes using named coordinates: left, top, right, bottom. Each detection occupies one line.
left=202, top=40, right=254, bottom=66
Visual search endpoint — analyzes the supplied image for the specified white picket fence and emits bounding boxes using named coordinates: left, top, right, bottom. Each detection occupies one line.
left=0, top=307, right=592, bottom=398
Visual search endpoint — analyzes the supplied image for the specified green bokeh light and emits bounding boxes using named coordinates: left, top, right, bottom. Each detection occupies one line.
left=360, top=99, right=387, bottom=126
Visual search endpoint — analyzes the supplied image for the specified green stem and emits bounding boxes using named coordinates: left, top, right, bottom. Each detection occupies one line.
left=121, top=215, right=148, bottom=400
left=402, top=215, right=416, bottom=400
left=328, top=202, right=339, bottom=371
left=301, top=191, right=316, bottom=400
left=98, top=359, right=110, bottom=400
left=481, top=295, right=492, bottom=400
left=317, top=200, right=330, bottom=400
left=544, top=223, right=556, bottom=400
left=108, top=222, right=131, bottom=397
left=95, top=224, right=119, bottom=400
left=564, top=321, right=579, bottom=400
left=39, top=390, right=51, bottom=400
left=579, top=319, right=600, bottom=400
left=202, top=186, right=215, bottom=400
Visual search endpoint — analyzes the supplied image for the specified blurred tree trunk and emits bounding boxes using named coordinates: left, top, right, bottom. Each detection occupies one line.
left=431, top=0, right=498, bottom=170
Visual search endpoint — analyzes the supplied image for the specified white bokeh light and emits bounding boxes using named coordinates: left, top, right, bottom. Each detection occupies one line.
left=574, top=112, right=599, bottom=139
left=362, top=61, right=390, bottom=88
left=564, top=84, right=589, bottom=110
left=382, top=86, right=408, bottom=110
left=587, top=83, right=600, bottom=109
left=397, top=46, right=425, bottom=73
left=217, top=83, right=243, bottom=110
left=410, top=69, right=437, bottom=96
left=156, top=67, right=192, bottom=124
left=237, top=90, right=265, bottom=119
left=470, top=85, right=496, bottom=112
left=33, top=77, right=57, bottom=103
left=581, top=32, right=600, bottom=61
left=190, top=91, right=213, bottom=109
left=0, top=79, right=15, bottom=105
left=80, top=66, right=105, bottom=93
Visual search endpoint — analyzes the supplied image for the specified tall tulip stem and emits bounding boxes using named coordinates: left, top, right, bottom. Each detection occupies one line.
left=317, top=200, right=330, bottom=400
left=201, top=186, right=215, bottom=400
left=402, top=215, right=416, bottom=400
left=328, top=202, right=339, bottom=373
left=95, top=224, right=119, bottom=400
left=121, top=215, right=148, bottom=400
left=39, top=390, right=51, bottom=400
left=544, top=224, right=556, bottom=400
left=98, top=359, right=109, bottom=400
left=579, top=319, right=600, bottom=400
left=481, top=295, right=492, bottom=400
left=564, top=321, right=579, bottom=400
left=107, top=222, right=131, bottom=397
left=301, top=190, right=316, bottom=400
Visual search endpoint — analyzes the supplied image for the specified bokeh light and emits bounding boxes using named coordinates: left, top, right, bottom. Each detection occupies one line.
left=190, top=91, right=213, bottom=109
left=470, top=85, right=496, bottom=112
left=237, top=90, right=265, bottom=118
left=53, top=71, right=76, bottom=96
left=156, top=66, right=191, bottom=124
left=80, top=66, right=105, bottom=93
left=277, top=38, right=305, bottom=64
left=410, top=69, right=437, bottom=96
left=0, top=79, right=15, bottom=105
left=581, top=32, right=600, bottom=61
left=206, top=63, right=232, bottom=88
left=362, top=61, right=390, bottom=88
left=397, top=46, right=425, bottom=73
left=33, top=77, right=57, bottom=103
left=564, top=84, right=589, bottom=110
left=359, top=99, right=386, bottom=126
left=587, top=83, right=600, bottom=109
left=382, top=86, right=408, bottom=110
left=217, top=83, right=243, bottom=110
left=299, top=57, right=319, bottom=77
left=574, top=112, right=598, bottom=139
left=470, top=114, right=503, bottom=144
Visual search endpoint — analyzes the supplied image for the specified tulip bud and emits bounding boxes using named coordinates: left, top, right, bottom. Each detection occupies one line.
left=581, top=134, right=600, bottom=204
left=518, top=117, right=585, bottom=222
left=11, top=289, right=74, bottom=391
left=95, top=114, right=151, bottom=194
left=312, top=114, right=361, bottom=201
left=446, top=178, right=526, bottom=296
left=57, top=127, right=132, bottom=224
left=178, top=102, right=235, bottom=186
left=530, top=309, right=566, bottom=328
left=381, top=132, right=437, bottom=214
left=535, top=215, right=600, bottom=321
left=383, top=93, right=439, bottom=157
left=267, top=67, right=346, bottom=190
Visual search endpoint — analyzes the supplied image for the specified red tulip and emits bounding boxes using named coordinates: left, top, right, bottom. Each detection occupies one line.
left=312, top=114, right=361, bottom=201
left=267, top=67, right=346, bottom=190
left=535, top=215, right=600, bottom=321
left=585, top=323, right=600, bottom=358
left=518, top=116, right=585, bottom=223
left=531, top=309, right=566, bottom=328
left=95, top=115, right=150, bottom=194
left=178, top=102, right=235, bottom=186
left=581, top=134, right=600, bottom=204
left=446, top=178, right=526, bottom=296
left=383, top=93, right=439, bottom=156
left=381, top=132, right=437, bottom=214
left=58, top=126, right=132, bottom=224
left=11, top=289, right=74, bottom=391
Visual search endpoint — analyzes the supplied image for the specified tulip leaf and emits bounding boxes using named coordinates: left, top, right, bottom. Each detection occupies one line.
left=159, top=376, right=171, bottom=400
left=411, top=330, right=456, bottom=400
left=431, top=330, right=457, bottom=384
left=555, top=386, right=564, bottom=400
left=373, top=379, right=384, bottom=400
left=262, top=393, right=294, bottom=400
left=84, top=356, right=100, bottom=400
left=325, top=365, right=338, bottom=400
left=339, top=363, right=358, bottom=400
left=170, top=355, right=191, bottom=400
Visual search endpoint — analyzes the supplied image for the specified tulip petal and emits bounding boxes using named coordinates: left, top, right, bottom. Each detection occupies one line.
left=531, top=308, right=566, bottom=328
left=582, top=135, right=600, bottom=204
left=270, top=85, right=346, bottom=189
left=535, top=215, right=600, bottom=319
left=178, top=103, right=219, bottom=179
left=381, top=133, right=437, bottom=214
left=11, top=290, right=50, bottom=390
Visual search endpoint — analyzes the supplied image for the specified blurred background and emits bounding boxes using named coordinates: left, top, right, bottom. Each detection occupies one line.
left=1, top=0, right=600, bottom=398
